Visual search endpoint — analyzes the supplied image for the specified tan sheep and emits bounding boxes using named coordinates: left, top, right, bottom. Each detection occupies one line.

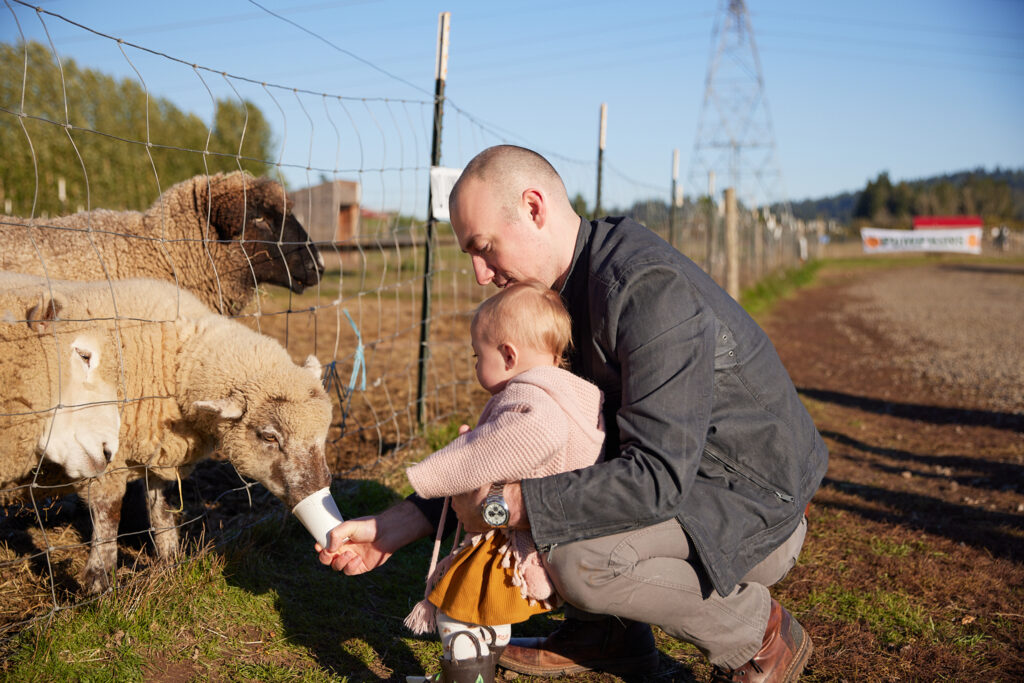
left=0, top=172, right=325, bottom=316
left=0, top=275, right=334, bottom=593
left=1, top=277, right=121, bottom=491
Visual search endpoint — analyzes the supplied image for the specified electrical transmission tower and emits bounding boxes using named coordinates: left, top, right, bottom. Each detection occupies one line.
left=687, top=0, right=789, bottom=216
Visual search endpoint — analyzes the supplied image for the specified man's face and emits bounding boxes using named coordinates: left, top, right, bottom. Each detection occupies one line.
left=450, top=178, right=553, bottom=288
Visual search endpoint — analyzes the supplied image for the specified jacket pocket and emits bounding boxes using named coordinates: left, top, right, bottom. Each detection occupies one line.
left=703, top=444, right=795, bottom=504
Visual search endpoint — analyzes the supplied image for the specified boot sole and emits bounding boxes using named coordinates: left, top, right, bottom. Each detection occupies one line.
left=496, top=648, right=660, bottom=678
left=782, top=631, right=813, bottom=682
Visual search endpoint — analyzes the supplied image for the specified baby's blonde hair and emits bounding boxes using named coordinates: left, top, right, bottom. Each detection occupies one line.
left=472, top=281, right=572, bottom=366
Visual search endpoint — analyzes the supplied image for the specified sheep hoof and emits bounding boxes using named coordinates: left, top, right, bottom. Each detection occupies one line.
left=152, top=532, right=180, bottom=559
left=82, top=566, right=111, bottom=595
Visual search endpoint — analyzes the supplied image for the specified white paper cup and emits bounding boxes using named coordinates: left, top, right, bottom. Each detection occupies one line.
left=292, top=487, right=345, bottom=548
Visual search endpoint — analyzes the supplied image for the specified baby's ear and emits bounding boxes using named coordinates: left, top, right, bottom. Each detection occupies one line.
left=499, top=342, right=518, bottom=370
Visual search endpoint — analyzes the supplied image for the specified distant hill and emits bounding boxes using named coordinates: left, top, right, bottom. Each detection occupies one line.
left=782, top=167, right=1024, bottom=227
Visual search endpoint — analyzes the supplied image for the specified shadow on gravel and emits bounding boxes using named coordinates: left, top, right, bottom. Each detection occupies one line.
left=939, top=263, right=1024, bottom=276
left=798, top=387, right=1023, bottom=431
left=820, top=430, right=1024, bottom=493
left=822, top=476, right=1024, bottom=562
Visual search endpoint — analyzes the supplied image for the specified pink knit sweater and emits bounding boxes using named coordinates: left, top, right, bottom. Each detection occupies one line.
left=405, top=365, right=605, bottom=619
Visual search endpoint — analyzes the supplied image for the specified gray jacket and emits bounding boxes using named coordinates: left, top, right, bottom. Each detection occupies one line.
left=522, top=216, right=828, bottom=597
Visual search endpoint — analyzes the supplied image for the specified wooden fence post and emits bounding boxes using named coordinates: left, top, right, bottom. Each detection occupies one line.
left=725, top=187, right=739, bottom=300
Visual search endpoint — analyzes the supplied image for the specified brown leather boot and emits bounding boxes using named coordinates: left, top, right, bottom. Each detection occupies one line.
left=711, top=599, right=812, bottom=683
left=496, top=617, right=659, bottom=677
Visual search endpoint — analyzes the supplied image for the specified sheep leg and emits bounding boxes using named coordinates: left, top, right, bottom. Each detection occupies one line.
left=80, top=472, right=128, bottom=594
left=145, top=477, right=180, bottom=560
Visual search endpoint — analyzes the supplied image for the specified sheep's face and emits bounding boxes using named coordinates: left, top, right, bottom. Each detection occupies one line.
left=38, top=330, right=121, bottom=480
left=193, top=355, right=332, bottom=508
left=210, top=176, right=325, bottom=296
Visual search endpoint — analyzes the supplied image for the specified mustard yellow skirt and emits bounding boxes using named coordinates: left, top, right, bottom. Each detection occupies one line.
left=428, top=532, right=550, bottom=626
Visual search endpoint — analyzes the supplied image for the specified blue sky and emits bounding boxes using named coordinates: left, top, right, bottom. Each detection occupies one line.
left=3, top=0, right=1022, bottom=214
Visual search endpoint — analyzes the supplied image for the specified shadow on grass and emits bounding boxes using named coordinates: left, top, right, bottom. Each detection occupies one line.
left=215, top=477, right=700, bottom=682
left=798, top=387, right=1023, bottom=432
left=219, top=478, right=434, bottom=680
left=821, top=476, right=1024, bottom=563
left=820, top=429, right=1024, bottom=497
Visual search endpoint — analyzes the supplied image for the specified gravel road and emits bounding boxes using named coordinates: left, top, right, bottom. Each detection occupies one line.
left=826, top=261, right=1023, bottom=414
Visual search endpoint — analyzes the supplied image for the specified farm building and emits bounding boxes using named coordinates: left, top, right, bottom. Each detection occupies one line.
left=288, top=179, right=361, bottom=245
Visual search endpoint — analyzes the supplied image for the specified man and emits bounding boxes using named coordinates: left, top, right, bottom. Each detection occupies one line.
left=319, top=145, right=828, bottom=682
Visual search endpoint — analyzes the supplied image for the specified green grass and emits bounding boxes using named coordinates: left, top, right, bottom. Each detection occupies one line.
left=423, top=416, right=475, bottom=453
left=0, top=479, right=437, bottom=682
left=806, top=585, right=939, bottom=647
left=868, top=537, right=928, bottom=559
left=740, top=259, right=823, bottom=317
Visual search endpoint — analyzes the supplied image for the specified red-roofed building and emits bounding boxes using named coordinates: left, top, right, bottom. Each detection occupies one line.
left=912, top=215, right=983, bottom=230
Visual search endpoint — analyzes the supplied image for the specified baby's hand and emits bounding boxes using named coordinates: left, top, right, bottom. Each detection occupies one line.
left=458, top=423, right=471, bottom=436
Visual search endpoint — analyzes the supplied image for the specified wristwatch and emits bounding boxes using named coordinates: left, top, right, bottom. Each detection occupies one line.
left=481, top=483, right=510, bottom=528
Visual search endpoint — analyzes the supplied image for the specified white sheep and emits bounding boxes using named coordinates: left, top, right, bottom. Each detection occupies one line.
left=1, top=277, right=121, bottom=490
left=0, top=171, right=325, bottom=316
left=0, top=274, right=334, bottom=593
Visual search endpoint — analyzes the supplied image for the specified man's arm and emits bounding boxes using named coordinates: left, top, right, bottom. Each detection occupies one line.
left=317, top=499, right=434, bottom=575
left=450, top=481, right=527, bottom=533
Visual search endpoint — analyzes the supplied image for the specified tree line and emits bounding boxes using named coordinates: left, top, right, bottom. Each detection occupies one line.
left=0, top=41, right=276, bottom=218
left=789, top=168, right=1024, bottom=229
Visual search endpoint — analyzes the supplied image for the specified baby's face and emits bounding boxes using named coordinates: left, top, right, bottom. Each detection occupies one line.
left=471, top=327, right=513, bottom=395
left=471, top=324, right=559, bottom=395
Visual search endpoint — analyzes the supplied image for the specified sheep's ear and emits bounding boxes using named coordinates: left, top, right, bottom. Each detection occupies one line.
left=27, top=292, right=67, bottom=333
left=192, top=398, right=244, bottom=420
left=302, top=355, right=322, bottom=380
left=207, top=173, right=254, bottom=241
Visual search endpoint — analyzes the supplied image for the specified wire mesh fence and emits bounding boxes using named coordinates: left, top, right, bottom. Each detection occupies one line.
left=0, top=1, right=820, bottom=639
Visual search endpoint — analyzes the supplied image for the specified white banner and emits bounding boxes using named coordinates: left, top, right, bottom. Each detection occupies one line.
left=860, top=227, right=982, bottom=254
left=429, top=166, right=463, bottom=222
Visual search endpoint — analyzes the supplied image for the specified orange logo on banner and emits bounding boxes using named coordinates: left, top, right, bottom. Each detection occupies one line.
left=968, top=234, right=979, bottom=247
left=865, top=236, right=880, bottom=248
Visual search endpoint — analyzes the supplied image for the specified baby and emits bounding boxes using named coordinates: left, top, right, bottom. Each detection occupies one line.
left=404, top=280, right=605, bottom=683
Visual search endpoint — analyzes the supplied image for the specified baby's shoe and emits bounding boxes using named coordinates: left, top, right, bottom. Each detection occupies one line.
left=406, top=631, right=495, bottom=683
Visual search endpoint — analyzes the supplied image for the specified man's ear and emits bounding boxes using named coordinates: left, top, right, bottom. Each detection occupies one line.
left=499, top=342, right=518, bottom=370
left=523, top=188, right=546, bottom=228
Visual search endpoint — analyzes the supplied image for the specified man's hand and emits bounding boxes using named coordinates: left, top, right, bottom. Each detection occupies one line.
left=451, top=481, right=528, bottom=533
left=315, top=500, right=432, bottom=575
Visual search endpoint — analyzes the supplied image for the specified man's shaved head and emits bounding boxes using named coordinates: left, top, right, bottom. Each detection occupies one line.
left=450, top=145, right=571, bottom=223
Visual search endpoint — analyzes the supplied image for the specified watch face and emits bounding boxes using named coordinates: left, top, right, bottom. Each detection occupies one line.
left=483, top=501, right=509, bottom=527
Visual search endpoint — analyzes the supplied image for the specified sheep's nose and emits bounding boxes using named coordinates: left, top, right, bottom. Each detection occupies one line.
left=103, top=444, right=114, bottom=462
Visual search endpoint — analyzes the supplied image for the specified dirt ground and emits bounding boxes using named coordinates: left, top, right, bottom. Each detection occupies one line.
left=2, top=256, right=1022, bottom=681
left=758, top=257, right=1024, bottom=680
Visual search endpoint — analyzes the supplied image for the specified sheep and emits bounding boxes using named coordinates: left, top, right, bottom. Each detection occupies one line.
left=0, top=274, right=334, bottom=593
left=1, top=278, right=121, bottom=490
left=0, top=171, right=325, bottom=316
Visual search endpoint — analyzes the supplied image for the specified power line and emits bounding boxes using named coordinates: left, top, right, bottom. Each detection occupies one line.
left=244, top=0, right=430, bottom=98
left=758, top=28, right=1024, bottom=62
left=752, top=8, right=1024, bottom=42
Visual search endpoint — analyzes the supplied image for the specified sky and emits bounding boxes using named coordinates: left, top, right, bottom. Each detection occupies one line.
left=2, top=0, right=1023, bottom=215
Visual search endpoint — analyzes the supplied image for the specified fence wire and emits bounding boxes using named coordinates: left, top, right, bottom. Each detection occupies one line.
left=0, top=0, right=822, bottom=640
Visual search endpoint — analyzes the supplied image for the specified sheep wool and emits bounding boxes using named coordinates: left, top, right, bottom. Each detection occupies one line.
left=0, top=172, right=324, bottom=316
left=0, top=274, right=334, bottom=594
left=0, top=275, right=121, bottom=495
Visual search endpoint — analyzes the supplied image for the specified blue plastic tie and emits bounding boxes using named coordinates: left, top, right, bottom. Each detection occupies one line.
left=343, top=308, right=366, bottom=393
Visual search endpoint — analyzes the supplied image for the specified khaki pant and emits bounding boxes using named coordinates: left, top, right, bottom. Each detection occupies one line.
left=543, top=516, right=807, bottom=669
